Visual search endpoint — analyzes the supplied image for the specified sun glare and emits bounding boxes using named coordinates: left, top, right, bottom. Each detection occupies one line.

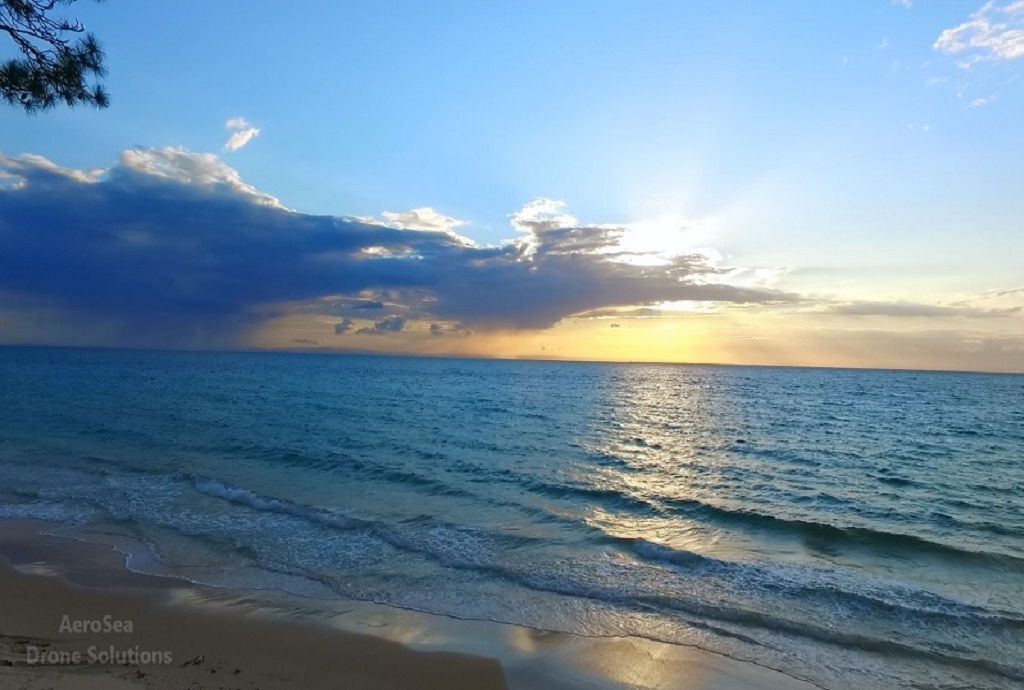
left=614, top=214, right=698, bottom=264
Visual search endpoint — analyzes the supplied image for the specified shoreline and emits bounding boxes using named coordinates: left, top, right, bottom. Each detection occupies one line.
left=0, top=519, right=508, bottom=690
left=0, top=518, right=819, bottom=690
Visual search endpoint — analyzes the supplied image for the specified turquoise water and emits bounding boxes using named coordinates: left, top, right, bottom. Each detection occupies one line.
left=1, top=347, right=1022, bottom=689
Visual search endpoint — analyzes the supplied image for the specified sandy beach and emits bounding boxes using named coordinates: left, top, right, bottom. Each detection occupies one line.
left=0, top=519, right=509, bottom=690
left=0, top=519, right=820, bottom=690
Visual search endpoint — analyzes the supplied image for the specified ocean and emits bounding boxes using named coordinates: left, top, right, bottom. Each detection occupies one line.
left=1, top=346, right=1022, bottom=689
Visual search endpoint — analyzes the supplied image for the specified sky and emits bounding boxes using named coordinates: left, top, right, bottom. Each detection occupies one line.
left=0, top=0, right=1022, bottom=371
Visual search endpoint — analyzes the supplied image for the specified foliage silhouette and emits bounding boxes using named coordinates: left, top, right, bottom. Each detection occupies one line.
left=1, top=0, right=107, bottom=112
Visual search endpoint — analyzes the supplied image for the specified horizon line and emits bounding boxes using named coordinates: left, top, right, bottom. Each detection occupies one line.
left=1, top=342, right=1019, bottom=377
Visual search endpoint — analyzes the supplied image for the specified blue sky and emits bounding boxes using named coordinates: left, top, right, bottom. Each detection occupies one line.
left=1, top=1, right=1022, bottom=369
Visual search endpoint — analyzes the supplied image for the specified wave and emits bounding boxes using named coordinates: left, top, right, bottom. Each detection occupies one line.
left=194, top=478, right=371, bottom=531
left=656, top=496, right=1024, bottom=567
left=626, top=538, right=1024, bottom=627
left=190, top=479, right=1024, bottom=649
left=7, top=469, right=1024, bottom=687
left=0, top=500, right=92, bottom=524
left=464, top=543, right=1024, bottom=683
left=522, top=478, right=658, bottom=512
left=192, top=477, right=538, bottom=569
left=608, top=541, right=1023, bottom=682
left=516, top=471, right=1024, bottom=566
left=82, top=442, right=482, bottom=503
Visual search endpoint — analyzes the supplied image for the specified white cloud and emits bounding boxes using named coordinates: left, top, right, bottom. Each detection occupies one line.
left=509, top=198, right=579, bottom=235
left=934, top=1, right=1024, bottom=63
left=224, top=117, right=261, bottom=151
left=0, top=153, right=104, bottom=185
left=120, top=147, right=281, bottom=207
left=892, top=0, right=913, bottom=8
left=969, top=95, right=993, bottom=107
left=381, top=207, right=464, bottom=232
left=360, top=207, right=476, bottom=246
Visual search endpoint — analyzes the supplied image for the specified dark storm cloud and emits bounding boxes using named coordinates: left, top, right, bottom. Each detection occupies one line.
left=0, top=148, right=792, bottom=345
left=356, top=315, right=408, bottom=335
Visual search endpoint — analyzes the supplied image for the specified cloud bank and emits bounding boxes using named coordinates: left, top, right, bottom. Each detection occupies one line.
left=825, top=300, right=1020, bottom=319
left=0, top=148, right=791, bottom=347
